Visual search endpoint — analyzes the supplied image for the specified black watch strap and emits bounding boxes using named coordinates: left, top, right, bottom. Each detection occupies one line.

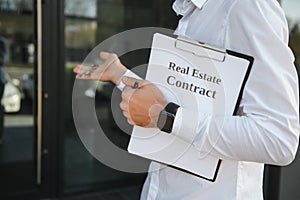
left=165, top=102, right=180, bottom=115
left=157, top=102, right=180, bottom=133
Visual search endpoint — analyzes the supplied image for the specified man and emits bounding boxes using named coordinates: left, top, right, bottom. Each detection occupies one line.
left=74, top=0, right=300, bottom=199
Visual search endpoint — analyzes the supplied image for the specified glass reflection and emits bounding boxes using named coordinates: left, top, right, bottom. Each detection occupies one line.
left=282, top=0, right=300, bottom=72
left=63, top=0, right=178, bottom=194
left=65, top=0, right=97, bottom=18
left=0, top=0, right=35, bottom=196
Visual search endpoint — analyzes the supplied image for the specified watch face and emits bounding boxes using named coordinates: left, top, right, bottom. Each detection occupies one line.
left=157, top=110, right=167, bottom=130
left=157, top=110, right=175, bottom=133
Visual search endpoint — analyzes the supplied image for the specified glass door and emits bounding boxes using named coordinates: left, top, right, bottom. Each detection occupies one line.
left=0, top=0, right=180, bottom=198
left=0, top=0, right=58, bottom=198
left=61, top=0, right=179, bottom=196
left=0, top=0, right=38, bottom=198
left=62, top=0, right=146, bottom=194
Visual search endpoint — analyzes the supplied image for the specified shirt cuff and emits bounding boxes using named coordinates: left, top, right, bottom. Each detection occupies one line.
left=116, top=70, right=142, bottom=91
left=172, top=107, right=199, bottom=144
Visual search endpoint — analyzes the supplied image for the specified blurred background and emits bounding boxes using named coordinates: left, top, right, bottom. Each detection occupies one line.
left=0, top=0, right=299, bottom=199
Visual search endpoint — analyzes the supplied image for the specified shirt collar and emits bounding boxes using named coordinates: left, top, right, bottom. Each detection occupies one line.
left=172, top=0, right=208, bottom=16
left=191, top=0, right=208, bottom=9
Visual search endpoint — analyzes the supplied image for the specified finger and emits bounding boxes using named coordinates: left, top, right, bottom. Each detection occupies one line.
left=120, top=101, right=128, bottom=111
left=122, top=111, right=130, bottom=119
left=74, top=66, right=95, bottom=79
left=122, top=76, right=138, bottom=88
left=73, top=64, right=90, bottom=74
left=122, top=76, right=149, bottom=89
left=121, top=110, right=134, bottom=125
left=73, top=65, right=80, bottom=73
left=121, top=86, right=135, bottom=101
left=127, top=118, right=135, bottom=125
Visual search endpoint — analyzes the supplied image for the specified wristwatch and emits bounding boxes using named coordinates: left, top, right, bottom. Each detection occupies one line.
left=157, top=102, right=180, bottom=133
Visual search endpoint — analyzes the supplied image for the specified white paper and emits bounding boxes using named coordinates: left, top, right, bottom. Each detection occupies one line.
left=128, top=33, right=251, bottom=181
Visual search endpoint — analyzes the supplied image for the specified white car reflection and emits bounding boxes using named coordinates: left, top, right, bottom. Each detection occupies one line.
left=20, top=73, right=34, bottom=100
left=1, top=80, right=22, bottom=113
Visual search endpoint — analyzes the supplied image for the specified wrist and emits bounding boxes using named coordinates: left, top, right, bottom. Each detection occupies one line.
left=111, top=64, right=127, bottom=85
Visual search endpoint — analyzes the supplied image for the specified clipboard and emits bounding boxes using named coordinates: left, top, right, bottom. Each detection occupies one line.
left=127, top=33, right=253, bottom=182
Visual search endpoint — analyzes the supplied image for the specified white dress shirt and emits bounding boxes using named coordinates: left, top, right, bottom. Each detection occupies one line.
left=138, top=0, right=300, bottom=199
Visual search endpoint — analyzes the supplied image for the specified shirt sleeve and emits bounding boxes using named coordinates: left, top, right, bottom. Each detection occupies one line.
left=172, top=0, right=300, bottom=166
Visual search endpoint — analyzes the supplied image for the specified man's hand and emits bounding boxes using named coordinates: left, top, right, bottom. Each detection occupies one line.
left=73, top=52, right=127, bottom=85
left=120, top=77, right=168, bottom=128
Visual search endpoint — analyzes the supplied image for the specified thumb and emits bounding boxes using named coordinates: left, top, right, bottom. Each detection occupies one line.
left=99, top=51, right=110, bottom=60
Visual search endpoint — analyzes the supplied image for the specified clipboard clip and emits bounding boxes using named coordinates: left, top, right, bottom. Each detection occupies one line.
left=175, top=37, right=226, bottom=62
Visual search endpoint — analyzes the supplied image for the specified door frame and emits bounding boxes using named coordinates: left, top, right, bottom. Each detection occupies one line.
left=0, top=0, right=63, bottom=198
left=38, top=0, right=65, bottom=198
